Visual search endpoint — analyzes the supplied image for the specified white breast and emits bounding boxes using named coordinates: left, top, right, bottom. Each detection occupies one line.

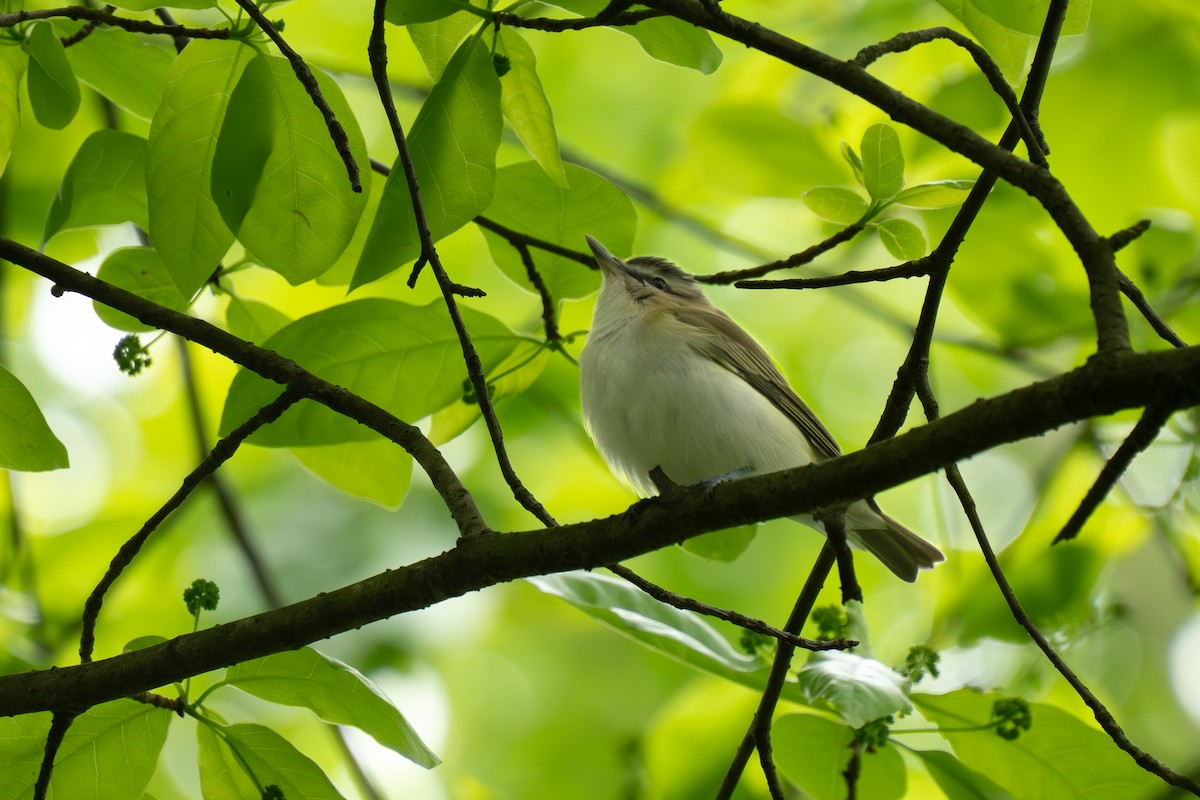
left=580, top=312, right=817, bottom=496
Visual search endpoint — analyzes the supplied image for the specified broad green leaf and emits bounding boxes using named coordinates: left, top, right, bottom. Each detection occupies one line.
left=218, top=299, right=520, bottom=446
left=224, top=647, right=438, bottom=767
left=109, top=0, right=216, bottom=8
left=408, top=12, right=479, bottom=82
left=953, top=0, right=1092, bottom=36
left=681, top=524, right=758, bottom=562
left=0, top=364, right=69, bottom=471
left=530, top=572, right=763, bottom=677
left=542, top=0, right=722, bottom=73
left=44, top=130, right=149, bottom=243
left=212, top=54, right=370, bottom=285
left=0, top=44, right=27, bottom=178
left=292, top=436, right=414, bottom=509
left=66, top=27, right=172, bottom=119
left=773, top=714, right=906, bottom=800
left=796, top=651, right=912, bottom=727
left=354, top=37, right=501, bottom=288
left=874, top=217, right=927, bottom=260
left=197, top=722, right=346, bottom=800
left=497, top=28, right=568, bottom=187
left=148, top=39, right=254, bottom=296
left=93, top=247, right=190, bottom=332
left=894, top=179, right=976, bottom=209
left=481, top=161, right=635, bottom=299
left=429, top=338, right=548, bottom=445
left=0, top=700, right=169, bottom=800
left=24, top=22, right=80, bottom=130
left=802, top=186, right=870, bottom=224
left=915, top=690, right=1160, bottom=798
left=860, top=124, right=905, bottom=201
left=909, top=748, right=1013, bottom=800
left=224, top=296, right=292, bottom=344
left=385, top=0, right=461, bottom=25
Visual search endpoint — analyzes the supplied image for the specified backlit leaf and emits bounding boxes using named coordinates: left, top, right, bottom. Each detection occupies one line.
left=498, top=27, right=568, bottom=187
left=44, top=130, right=148, bottom=243
left=93, top=247, right=190, bottom=333
left=773, top=714, right=906, bottom=800
left=803, top=186, right=870, bottom=224
left=860, top=123, right=905, bottom=201
left=797, top=651, right=912, bottom=727
left=66, top=27, right=172, bottom=119
left=0, top=364, right=69, bottom=472
left=875, top=217, right=927, bottom=260
left=0, top=43, right=28, bottom=178
left=894, top=179, right=976, bottom=209
left=198, top=722, right=346, bottom=800
left=24, top=21, right=80, bottom=130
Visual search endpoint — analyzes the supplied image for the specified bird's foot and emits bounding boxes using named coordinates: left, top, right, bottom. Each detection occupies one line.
left=699, top=465, right=755, bottom=499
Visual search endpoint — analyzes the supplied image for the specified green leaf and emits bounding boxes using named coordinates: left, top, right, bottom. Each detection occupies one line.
left=894, top=179, right=976, bottom=209
left=197, top=722, right=346, bottom=800
left=147, top=39, right=254, bottom=296
left=24, top=21, right=81, bottom=130
left=223, top=647, right=439, bottom=767
left=0, top=44, right=28, bottom=178
left=680, top=524, right=758, bottom=562
left=385, top=0, right=461, bottom=25
left=212, top=54, right=370, bottom=285
left=224, top=296, right=292, bottom=344
left=0, top=364, right=69, bottom=471
left=44, top=130, right=149, bottom=243
left=773, top=713, right=907, bottom=800
left=915, top=690, right=1159, bottom=798
left=541, top=0, right=722, bottom=73
left=840, top=141, right=865, bottom=187
left=497, top=28, right=568, bottom=187
left=292, top=436, right=414, bottom=509
left=218, top=299, right=520, bottom=446
left=933, top=0, right=1090, bottom=84
left=796, top=651, right=912, bottom=727
left=802, top=186, right=870, bottom=224
left=874, top=217, right=927, bottom=260
left=0, top=700, right=169, bottom=800
left=530, top=572, right=763, bottom=677
left=408, top=12, right=479, bottom=82
left=946, top=0, right=1092, bottom=37
left=860, top=123, right=905, bottom=201
left=93, top=247, right=190, bottom=333
left=66, top=27, right=172, bottom=119
left=354, top=37, right=501, bottom=288
left=480, top=161, right=635, bottom=299
left=909, top=748, right=1013, bottom=800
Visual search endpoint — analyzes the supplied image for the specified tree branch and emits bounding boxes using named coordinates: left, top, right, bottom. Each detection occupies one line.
left=494, top=7, right=664, bottom=31
left=231, top=0, right=361, bottom=192
left=696, top=224, right=863, bottom=285
left=737, top=259, right=929, bottom=290
left=3, top=343, right=1198, bottom=716
left=0, top=235, right=488, bottom=539
left=0, top=7, right=230, bottom=40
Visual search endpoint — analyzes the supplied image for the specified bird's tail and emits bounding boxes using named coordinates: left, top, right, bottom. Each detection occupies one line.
left=846, top=500, right=944, bottom=583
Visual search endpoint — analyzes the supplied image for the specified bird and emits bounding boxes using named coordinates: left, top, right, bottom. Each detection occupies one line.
left=578, top=236, right=944, bottom=581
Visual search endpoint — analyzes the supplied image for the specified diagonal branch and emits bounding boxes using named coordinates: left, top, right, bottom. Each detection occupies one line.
left=0, top=235, right=488, bottom=539
left=0, top=7, right=229, bottom=40
left=368, top=0, right=556, bottom=529
left=231, top=0, right=361, bottom=192
left=737, top=259, right=929, bottom=290
left=79, top=386, right=303, bottom=664
left=696, top=224, right=863, bottom=285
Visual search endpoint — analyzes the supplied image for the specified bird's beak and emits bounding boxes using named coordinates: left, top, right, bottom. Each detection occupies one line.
left=585, top=236, right=629, bottom=279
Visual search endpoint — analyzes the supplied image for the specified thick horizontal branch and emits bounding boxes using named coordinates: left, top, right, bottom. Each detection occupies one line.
left=0, top=236, right=486, bottom=539
left=1, top=345, right=1197, bottom=716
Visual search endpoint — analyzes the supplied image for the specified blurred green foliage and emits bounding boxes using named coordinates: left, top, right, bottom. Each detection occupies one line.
left=0, top=0, right=1198, bottom=798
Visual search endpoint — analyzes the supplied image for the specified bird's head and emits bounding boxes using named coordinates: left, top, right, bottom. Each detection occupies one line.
left=585, top=236, right=710, bottom=332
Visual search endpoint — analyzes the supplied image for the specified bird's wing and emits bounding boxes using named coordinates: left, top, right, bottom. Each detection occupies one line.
left=673, top=305, right=842, bottom=460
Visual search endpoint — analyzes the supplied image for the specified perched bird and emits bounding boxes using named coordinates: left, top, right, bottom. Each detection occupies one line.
left=578, top=236, right=943, bottom=581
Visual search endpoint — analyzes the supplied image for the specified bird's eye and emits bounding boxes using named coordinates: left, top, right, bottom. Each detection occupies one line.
left=650, top=277, right=669, bottom=292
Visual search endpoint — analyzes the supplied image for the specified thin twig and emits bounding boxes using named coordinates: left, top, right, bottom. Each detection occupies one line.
left=175, top=338, right=283, bottom=608
left=853, top=27, right=1046, bottom=165
left=78, top=387, right=303, bottom=664
left=0, top=7, right=229, bottom=40
left=1118, top=269, right=1188, bottom=349
left=1054, top=399, right=1176, bottom=544
left=818, top=510, right=862, bottom=604
left=369, top=0, right=555, bottom=529
left=697, top=224, right=863, bottom=285
left=715, top=544, right=837, bottom=799
left=515, top=241, right=562, bottom=342
left=472, top=215, right=597, bottom=267
left=607, top=563, right=853, bottom=652
left=1109, top=219, right=1152, bottom=253
left=33, top=711, right=77, bottom=800
left=230, top=0, right=361, bottom=192
left=737, top=259, right=929, bottom=290
left=59, top=2, right=112, bottom=48
left=493, top=7, right=663, bottom=31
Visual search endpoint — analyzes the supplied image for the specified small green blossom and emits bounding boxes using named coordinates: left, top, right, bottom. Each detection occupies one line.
left=492, top=53, right=512, bottom=77
left=903, top=644, right=941, bottom=683
left=183, top=579, right=220, bottom=616
left=262, top=786, right=285, bottom=800
left=113, top=335, right=152, bottom=376
left=856, top=716, right=892, bottom=751
left=738, top=629, right=772, bottom=656
left=812, top=605, right=848, bottom=641
left=992, top=697, right=1032, bottom=740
